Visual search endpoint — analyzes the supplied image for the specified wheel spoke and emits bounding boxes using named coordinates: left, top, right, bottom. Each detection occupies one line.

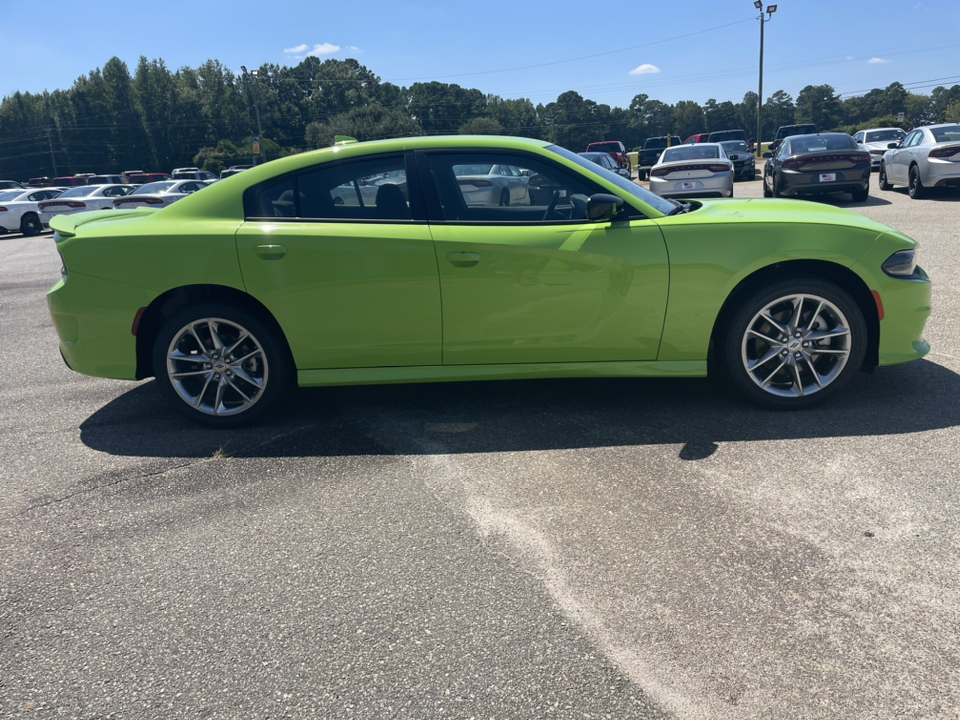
left=171, top=369, right=211, bottom=379
left=747, top=327, right=781, bottom=345
left=747, top=345, right=782, bottom=372
left=808, top=346, right=849, bottom=356
left=759, top=312, right=787, bottom=336
left=807, top=328, right=849, bottom=342
left=206, top=320, right=226, bottom=354
left=224, top=376, right=254, bottom=404
left=193, top=374, right=215, bottom=408
left=223, top=332, right=250, bottom=358
left=787, top=295, right=804, bottom=331
left=186, top=324, right=211, bottom=356
left=789, top=357, right=805, bottom=396
left=759, top=357, right=788, bottom=387
left=231, top=365, right=264, bottom=390
left=802, top=354, right=825, bottom=388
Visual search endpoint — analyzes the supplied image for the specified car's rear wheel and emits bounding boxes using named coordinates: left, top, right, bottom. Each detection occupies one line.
left=152, top=303, right=292, bottom=426
left=772, top=176, right=784, bottom=198
left=762, top=174, right=772, bottom=197
left=878, top=163, right=892, bottom=191
left=20, top=213, right=41, bottom=237
left=851, top=185, right=868, bottom=202
left=498, top=189, right=510, bottom=206
left=721, top=278, right=867, bottom=409
left=908, top=166, right=926, bottom=199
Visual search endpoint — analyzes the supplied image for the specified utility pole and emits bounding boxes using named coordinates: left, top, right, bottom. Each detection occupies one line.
left=241, top=66, right=265, bottom=165
left=754, top=2, right=778, bottom=157
left=45, top=127, right=58, bottom=176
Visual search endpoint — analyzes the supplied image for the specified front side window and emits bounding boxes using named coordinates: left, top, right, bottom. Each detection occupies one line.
left=424, top=151, right=604, bottom=223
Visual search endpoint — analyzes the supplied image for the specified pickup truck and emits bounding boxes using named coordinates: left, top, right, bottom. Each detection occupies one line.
left=637, top=136, right=682, bottom=180
left=585, top=140, right=628, bottom=169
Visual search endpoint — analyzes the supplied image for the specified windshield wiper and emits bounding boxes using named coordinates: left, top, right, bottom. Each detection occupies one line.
left=666, top=201, right=692, bottom=216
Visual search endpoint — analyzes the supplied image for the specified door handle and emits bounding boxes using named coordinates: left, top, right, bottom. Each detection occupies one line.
left=254, top=244, right=287, bottom=260
left=447, top=251, right=480, bottom=268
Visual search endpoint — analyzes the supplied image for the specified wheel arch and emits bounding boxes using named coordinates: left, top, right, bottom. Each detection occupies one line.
left=708, top=259, right=880, bottom=373
left=135, top=284, right=294, bottom=380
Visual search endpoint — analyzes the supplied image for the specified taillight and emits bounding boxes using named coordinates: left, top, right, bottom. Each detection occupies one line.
left=0, top=206, right=8, bottom=212
left=652, top=163, right=729, bottom=176
left=930, top=146, right=960, bottom=158
left=458, top=179, right=493, bottom=187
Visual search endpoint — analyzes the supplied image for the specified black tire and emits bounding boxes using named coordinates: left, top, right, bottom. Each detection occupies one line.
left=908, top=166, right=926, bottom=199
left=20, top=213, right=42, bottom=237
left=498, top=189, right=510, bottom=206
left=878, top=163, right=892, bottom=191
left=772, top=175, right=784, bottom=198
left=762, top=174, right=772, bottom=197
left=851, top=185, right=869, bottom=203
left=719, top=277, right=867, bottom=409
left=152, top=303, right=293, bottom=426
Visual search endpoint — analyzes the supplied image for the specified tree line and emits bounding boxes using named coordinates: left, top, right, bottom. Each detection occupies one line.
left=1, top=55, right=959, bottom=180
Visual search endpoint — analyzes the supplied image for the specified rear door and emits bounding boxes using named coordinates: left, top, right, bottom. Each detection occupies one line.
left=235, top=153, right=442, bottom=370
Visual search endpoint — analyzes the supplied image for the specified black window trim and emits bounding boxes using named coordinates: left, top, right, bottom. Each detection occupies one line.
left=242, top=151, right=429, bottom=224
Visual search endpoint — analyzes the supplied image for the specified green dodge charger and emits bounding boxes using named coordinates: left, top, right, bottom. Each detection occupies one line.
left=47, top=135, right=932, bottom=426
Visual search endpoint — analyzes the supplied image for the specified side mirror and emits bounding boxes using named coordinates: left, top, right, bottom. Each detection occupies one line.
left=587, top=193, right=624, bottom=221
left=887, top=142, right=900, bottom=149
left=763, top=152, right=773, bottom=159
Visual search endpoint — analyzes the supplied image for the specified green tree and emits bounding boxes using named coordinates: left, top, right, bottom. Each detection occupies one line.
left=673, top=100, right=703, bottom=139
left=459, top=117, right=503, bottom=134
left=795, top=84, right=842, bottom=130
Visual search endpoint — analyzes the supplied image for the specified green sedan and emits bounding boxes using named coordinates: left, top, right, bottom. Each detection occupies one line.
left=47, top=135, right=932, bottom=426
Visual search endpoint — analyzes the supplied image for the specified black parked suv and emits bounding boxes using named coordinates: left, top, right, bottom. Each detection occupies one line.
left=638, top=135, right=682, bottom=180
left=768, top=124, right=818, bottom=154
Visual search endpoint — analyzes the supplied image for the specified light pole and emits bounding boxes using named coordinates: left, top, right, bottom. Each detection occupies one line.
left=241, top=65, right=265, bottom=165
left=754, top=2, right=777, bottom=157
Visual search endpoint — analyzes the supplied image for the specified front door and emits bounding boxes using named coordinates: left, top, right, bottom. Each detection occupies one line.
left=420, top=150, right=669, bottom=365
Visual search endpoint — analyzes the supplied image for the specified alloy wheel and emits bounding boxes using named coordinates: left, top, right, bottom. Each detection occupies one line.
left=165, top=317, right=269, bottom=417
left=740, top=293, right=852, bottom=398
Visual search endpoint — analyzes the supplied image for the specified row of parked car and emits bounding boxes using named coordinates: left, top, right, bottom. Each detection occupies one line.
left=0, top=178, right=220, bottom=236
left=583, top=122, right=960, bottom=204
left=1, top=165, right=253, bottom=191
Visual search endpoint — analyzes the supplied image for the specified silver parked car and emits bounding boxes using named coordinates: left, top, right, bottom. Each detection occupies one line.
left=577, top=152, right=631, bottom=178
left=38, top=184, right=135, bottom=224
left=853, top=127, right=907, bottom=169
left=112, top=180, right=210, bottom=209
left=879, top=123, right=960, bottom=198
left=649, top=143, right=734, bottom=198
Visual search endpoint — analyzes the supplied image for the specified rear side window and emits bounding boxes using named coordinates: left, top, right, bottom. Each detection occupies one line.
left=246, top=155, right=412, bottom=221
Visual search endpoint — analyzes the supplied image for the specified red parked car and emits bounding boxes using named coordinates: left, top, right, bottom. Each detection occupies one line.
left=585, top=140, right=628, bottom=169
left=684, top=133, right=711, bottom=144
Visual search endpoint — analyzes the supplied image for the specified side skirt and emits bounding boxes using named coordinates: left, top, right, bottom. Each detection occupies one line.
left=298, top=361, right=707, bottom=388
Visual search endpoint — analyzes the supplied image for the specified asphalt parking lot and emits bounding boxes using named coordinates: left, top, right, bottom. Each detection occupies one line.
left=2, top=171, right=959, bottom=719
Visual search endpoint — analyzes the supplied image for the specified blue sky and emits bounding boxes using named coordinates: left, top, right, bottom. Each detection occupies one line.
left=5, top=0, right=959, bottom=109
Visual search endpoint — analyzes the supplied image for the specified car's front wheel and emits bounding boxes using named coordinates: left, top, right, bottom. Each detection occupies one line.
left=721, top=278, right=867, bottom=409
left=152, top=303, right=292, bottom=426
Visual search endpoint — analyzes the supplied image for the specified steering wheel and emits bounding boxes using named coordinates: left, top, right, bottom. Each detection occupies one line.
left=542, top=190, right=560, bottom=221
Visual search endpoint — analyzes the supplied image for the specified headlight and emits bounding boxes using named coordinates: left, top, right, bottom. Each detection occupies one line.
left=882, top=249, right=917, bottom=277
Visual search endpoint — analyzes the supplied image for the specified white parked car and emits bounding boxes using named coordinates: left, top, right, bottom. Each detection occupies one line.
left=649, top=143, right=734, bottom=199
left=112, top=180, right=209, bottom=209
left=879, top=123, right=960, bottom=198
left=171, top=167, right=217, bottom=181
left=452, top=163, right=530, bottom=207
left=38, top=184, right=135, bottom=223
left=853, top=127, right=907, bottom=169
left=0, top=187, right=66, bottom=236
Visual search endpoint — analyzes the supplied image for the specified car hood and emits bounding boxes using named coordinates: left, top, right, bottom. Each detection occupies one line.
left=658, top=198, right=895, bottom=234
left=861, top=141, right=898, bottom=152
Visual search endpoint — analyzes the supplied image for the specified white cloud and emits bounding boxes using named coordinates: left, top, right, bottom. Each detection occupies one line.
left=629, top=64, right=660, bottom=75
left=846, top=56, right=855, bottom=60
left=868, top=57, right=890, bottom=64
left=284, top=43, right=341, bottom=58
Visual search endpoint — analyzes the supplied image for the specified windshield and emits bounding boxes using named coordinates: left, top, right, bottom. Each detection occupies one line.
left=719, top=141, right=750, bottom=153
left=549, top=144, right=677, bottom=216
left=134, top=181, right=176, bottom=194
left=59, top=187, right=99, bottom=198
left=708, top=131, right=746, bottom=142
left=931, top=126, right=960, bottom=143
left=663, top=146, right=721, bottom=162
left=865, top=129, right=905, bottom=143
left=589, top=143, right=620, bottom=152
left=644, top=138, right=670, bottom=150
